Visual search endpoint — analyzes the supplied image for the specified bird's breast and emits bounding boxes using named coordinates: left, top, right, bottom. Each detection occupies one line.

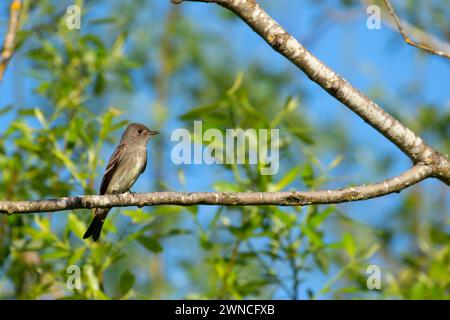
left=107, top=146, right=147, bottom=194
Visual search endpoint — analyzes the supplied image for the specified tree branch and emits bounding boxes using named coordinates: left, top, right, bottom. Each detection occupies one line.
left=0, top=0, right=22, bottom=81
left=171, top=0, right=449, bottom=185
left=381, top=0, right=450, bottom=60
left=0, top=165, right=432, bottom=214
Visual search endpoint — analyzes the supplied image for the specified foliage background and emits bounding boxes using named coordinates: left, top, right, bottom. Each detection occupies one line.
left=0, top=0, right=449, bottom=299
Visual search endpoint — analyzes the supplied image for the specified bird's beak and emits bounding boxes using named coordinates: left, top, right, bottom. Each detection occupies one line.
left=147, top=130, right=159, bottom=136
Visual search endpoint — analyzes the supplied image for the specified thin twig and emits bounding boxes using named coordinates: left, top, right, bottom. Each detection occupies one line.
left=381, top=0, right=450, bottom=59
left=0, top=0, right=22, bottom=81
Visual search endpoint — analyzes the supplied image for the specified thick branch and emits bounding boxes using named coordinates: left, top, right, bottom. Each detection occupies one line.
left=0, top=0, right=22, bottom=81
left=0, top=165, right=432, bottom=214
left=171, top=0, right=450, bottom=185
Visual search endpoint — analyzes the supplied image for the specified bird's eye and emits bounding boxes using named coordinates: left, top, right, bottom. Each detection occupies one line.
left=137, top=129, right=143, bottom=134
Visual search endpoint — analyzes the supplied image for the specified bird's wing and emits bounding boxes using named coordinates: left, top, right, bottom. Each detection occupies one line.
left=99, top=143, right=126, bottom=195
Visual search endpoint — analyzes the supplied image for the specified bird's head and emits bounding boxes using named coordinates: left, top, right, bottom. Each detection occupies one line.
left=121, top=123, right=159, bottom=144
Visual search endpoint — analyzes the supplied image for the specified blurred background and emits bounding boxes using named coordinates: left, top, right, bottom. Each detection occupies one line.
left=0, top=0, right=448, bottom=299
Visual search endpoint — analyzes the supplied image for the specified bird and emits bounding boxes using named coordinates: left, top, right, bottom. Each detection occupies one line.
left=83, top=123, right=159, bottom=241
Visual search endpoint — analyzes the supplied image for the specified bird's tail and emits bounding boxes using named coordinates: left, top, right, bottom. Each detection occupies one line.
left=83, top=208, right=109, bottom=241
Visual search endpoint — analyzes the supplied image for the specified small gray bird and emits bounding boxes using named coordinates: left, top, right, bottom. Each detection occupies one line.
left=83, top=123, right=159, bottom=241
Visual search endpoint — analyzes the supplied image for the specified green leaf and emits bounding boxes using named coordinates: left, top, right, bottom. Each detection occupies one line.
left=137, top=236, right=163, bottom=253
left=271, top=166, right=301, bottom=191
left=284, top=96, right=299, bottom=112
left=84, top=264, right=108, bottom=299
left=314, top=251, right=329, bottom=274
left=16, top=138, right=41, bottom=153
left=199, top=233, right=213, bottom=250
left=110, top=120, right=129, bottom=134
left=41, top=250, right=69, bottom=260
left=93, top=73, right=105, bottom=95
left=301, top=163, right=315, bottom=188
left=34, top=215, right=51, bottom=233
left=227, top=71, right=244, bottom=96
left=0, top=105, right=12, bottom=116
left=302, top=225, right=323, bottom=247
left=288, top=127, right=314, bottom=145
left=68, top=213, right=86, bottom=239
left=363, top=244, right=380, bottom=260
left=122, top=209, right=153, bottom=224
left=18, top=108, right=35, bottom=116
left=273, top=210, right=297, bottom=227
left=342, top=232, right=356, bottom=259
left=152, top=206, right=184, bottom=216
left=309, top=206, right=334, bottom=228
left=89, top=17, right=117, bottom=25
left=53, top=149, right=84, bottom=184
left=213, top=181, right=242, bottom=192
left=34, top=108, right=47, bottom=128
left=270, top=96, right=299, bottom=127
left=119, top=270, right=135, bottom=296
left=327, top=155, right=344, bottom=171
left=162, top=228, right=192, bottom=237
left=179, top=103, right=222, bottom=120
left=68, top=247, right=86, bottom=266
